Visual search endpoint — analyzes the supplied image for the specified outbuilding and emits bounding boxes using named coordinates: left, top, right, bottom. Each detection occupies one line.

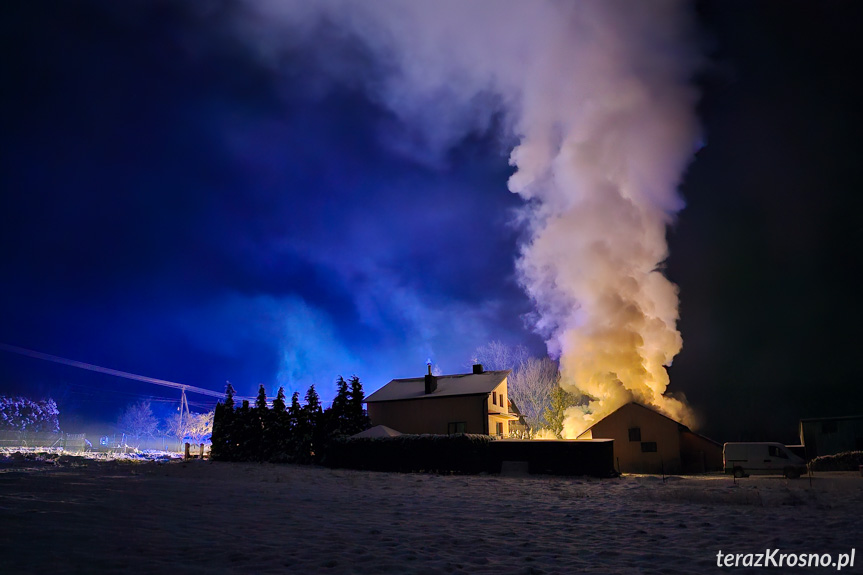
left=576, top=402, right=722, bottom=474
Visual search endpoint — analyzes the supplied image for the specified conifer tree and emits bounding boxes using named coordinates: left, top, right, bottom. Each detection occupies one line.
left=251, top=384, right=268, bottom=460
left=543, top=386, right=578, bottom=439
left=211, top=401, right=227, bottom=460
left=299, top=385, right=322, bottom=463
left=287, top=391, right=302, bottom=461
left=236, top=399, right=253, bottom=460
left=211, top=382, right=237, bottom=461
left=272, top=387, right=287, bottom=413
left=268, top=387, right=289, bottom=462
left=327, top=376, right=351, bottom=437
left=288, top=391, right=302, bottom=433
left=255, top=384, right=267, bottom=410
left=224, top=382, right=236, bottom=410
left=347, top=375, right=371, bottom=435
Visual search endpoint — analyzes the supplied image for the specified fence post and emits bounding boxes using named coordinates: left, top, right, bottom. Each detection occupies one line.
left=184, top=442, right=190, bottom=460
left=199, top=443, right=204, bottom=459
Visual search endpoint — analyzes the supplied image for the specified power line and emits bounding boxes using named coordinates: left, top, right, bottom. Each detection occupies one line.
left=0, top=342, right=246, bottom=401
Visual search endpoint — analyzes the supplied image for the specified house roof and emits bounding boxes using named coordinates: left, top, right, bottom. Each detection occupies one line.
left=575, top=402, right=694, bottom=440
left=365, top=370, right=510, bottom=403
left=799, top=414, right=863, bottom=423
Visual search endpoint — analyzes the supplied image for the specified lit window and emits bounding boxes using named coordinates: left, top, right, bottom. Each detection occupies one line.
left=641, top=441, right=657, bottom=453
left=628, top=427, right=641, bottom=442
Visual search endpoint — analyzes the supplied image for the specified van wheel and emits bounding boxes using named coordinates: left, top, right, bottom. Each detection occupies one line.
left=733, top=467, right=745, bottom=478
left=784, top=468, right=800, bottom=479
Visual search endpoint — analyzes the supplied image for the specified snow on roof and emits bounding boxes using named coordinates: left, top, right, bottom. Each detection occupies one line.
left=365, top=370, right=510, bottom=403
left=351, top=425, right=403, bottom=438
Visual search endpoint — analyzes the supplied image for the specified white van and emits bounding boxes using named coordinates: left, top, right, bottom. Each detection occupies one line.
left=723, top=442, right=808, bottom=479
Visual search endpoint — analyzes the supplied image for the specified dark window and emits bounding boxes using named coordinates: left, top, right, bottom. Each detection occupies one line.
left=496, top=422, right=504, bottom=436
left=492, top=391, right=497, bottom=405
left=448, top=422, right=466, bottom=434
left=768, top=445, right=788, bottom=459
left=500, top=394, right=505, bottom=409
left=641, top=441, right=657, bottom=453
left=822, top=421, right=838, bottom=434
left=628, top=427, right=641, bottom=442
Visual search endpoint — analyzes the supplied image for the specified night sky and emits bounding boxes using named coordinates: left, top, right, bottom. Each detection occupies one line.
left=1, top=1, right=861, bottom=443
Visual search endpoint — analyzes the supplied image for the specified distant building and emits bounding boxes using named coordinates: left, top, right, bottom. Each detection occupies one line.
left=364, top=364, right=520, bottom=436
left=576, top=402, right=722, bottom=475
left=799, top=415, right=863, bottom=459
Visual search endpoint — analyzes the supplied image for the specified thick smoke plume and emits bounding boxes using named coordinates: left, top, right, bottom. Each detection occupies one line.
left=241, top=0, right=701, bottom=434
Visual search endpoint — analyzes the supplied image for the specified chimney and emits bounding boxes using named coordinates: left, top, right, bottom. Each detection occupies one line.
left=424, top=362, right=437, bottom=394
left=472, top=363, right=484, bottom=374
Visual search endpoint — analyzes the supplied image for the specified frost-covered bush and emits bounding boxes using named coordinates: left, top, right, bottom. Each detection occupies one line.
left=0, top=396, right=60, bottom=432
left=809, top=451, right=863, bottom=472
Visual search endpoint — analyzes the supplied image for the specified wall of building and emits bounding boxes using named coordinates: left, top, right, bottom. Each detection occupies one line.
left=367, top=395, right=488, bottom=435
left=799, top=417, right=863, bottom=458
left=581, top=403, right=683, bottom=474
left=679, top=430, right=723, bottom=473
left=487, top=380, right=510, bottom=436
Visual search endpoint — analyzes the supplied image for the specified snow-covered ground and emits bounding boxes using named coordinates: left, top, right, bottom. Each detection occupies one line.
left=0, top=455, right=859, bottom=574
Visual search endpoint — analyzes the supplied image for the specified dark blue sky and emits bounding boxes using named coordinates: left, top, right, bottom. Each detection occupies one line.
left=2, top=1, right=861, bottom=442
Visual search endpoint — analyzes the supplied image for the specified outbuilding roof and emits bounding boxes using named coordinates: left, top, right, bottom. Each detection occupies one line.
left=365, top=370, right=510, bottom=403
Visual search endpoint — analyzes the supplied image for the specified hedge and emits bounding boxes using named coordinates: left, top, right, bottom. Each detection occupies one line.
left=322, top=433, right=492, bottom=474
left=809, top=451, right=863, bottom=472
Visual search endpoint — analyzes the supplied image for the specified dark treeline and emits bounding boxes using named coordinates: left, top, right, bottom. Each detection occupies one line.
left=210, top=376, right=370, bottom=463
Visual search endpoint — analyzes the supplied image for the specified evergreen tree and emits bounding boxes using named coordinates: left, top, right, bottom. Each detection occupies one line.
left=224, top=382, right=236, bottom=410
left=236, top=399, right=254, bottom=460
left=286, top=391, right=302, bottom=461
left=251, top=384, right=268, bottom=460
left=298, top=385, right=322, bottom=463
left=255, top=384, right=268, bottom=410
left=211, top=383, right=236, bottom=461
left=331, top=377, right=349, bottom=422
left=326, top=376, right=351, bottom=438
left=347, top=375, right=371, bottom=435
left=304, top=384, right=321, bottom=419
left=543, top=386, right=578, bottom=439
left=288, top=391, right=302, bottom=433
left=268, top=387, right=289, bottom=462
left=272, top=387, right=287, bottom=413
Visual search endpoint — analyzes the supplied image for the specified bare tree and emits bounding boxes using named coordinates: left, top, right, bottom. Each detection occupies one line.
left=508, top=357, right=560, bottom=434
left=117, top=401, right=158, bottom=449
left=471, top=340, right=530, bottom=371
left=185, top=411, right=214, bottom=445
left=166, top=411, right=214, bottom=446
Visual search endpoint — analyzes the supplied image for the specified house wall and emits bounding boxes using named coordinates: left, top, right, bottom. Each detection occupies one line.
left=367, top=395, right=488, bottom=435
left=581, top=403, right=683, bottom=474
left=799, top=417, right=863, bottom=458
left=679, top=430, right=723, bottom=473
left=487, top=379, right=510, bottom=436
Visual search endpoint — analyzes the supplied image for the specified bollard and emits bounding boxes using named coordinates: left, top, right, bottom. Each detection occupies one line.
left=184, top=442, right=190, bottom=460
left=200, top=443, right=205, bottom=459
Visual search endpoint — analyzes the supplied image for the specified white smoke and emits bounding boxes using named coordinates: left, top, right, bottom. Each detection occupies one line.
left=238, top=0, right=702, bottom=434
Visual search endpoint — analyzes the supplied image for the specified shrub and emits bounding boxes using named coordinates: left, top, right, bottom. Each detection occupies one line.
left=809, top=451, right=863, bottom=472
